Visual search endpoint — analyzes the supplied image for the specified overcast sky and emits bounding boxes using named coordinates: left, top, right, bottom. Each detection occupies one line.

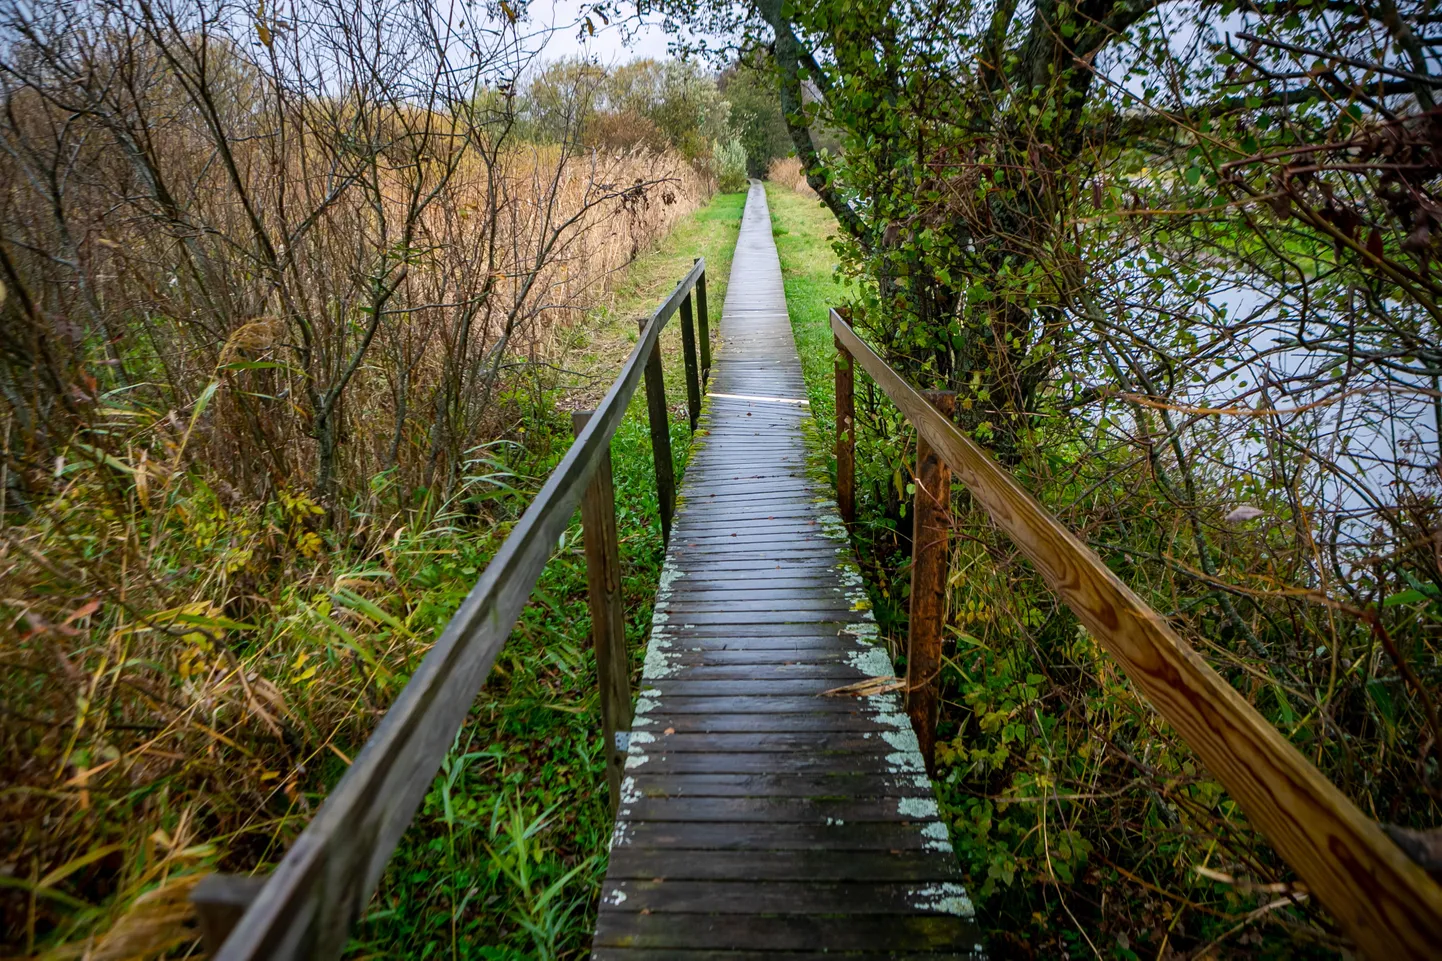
left=534, top=0, right=674, bottom=64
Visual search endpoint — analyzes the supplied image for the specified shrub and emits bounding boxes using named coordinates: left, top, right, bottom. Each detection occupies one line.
left=714, top=137, right=749, bottom=192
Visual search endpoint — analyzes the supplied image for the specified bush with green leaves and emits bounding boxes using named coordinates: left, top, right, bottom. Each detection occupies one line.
left=713, top=137, right=749, bottom=193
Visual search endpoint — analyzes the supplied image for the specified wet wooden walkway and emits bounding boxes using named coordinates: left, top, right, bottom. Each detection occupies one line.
left=592, top=183, right=981, bottom=959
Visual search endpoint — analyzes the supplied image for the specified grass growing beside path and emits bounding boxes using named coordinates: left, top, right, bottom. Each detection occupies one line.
left=352, top=189, right=746, bottom=960
left=766, top=183, right=848, bottom=437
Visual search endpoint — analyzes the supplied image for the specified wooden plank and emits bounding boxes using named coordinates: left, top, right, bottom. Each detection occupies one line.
left=833, top=308, right=1442, bottom=958
left=643, top=678, right=866, bottom=696
left=628, top=731, right=891, bottom=753
left=630, top=715, right=904, bottom=735
left=593, top=951, right=973, bottom=960
left=600, top=880, right=973, bottom=915
left=661, top=591, right=852, bottom=606
left=661, top=648, right=856, bottom=664
left=574, top=411, right=632, bottom=809
left=659, top=615, right=864, bottom=629
left=663, top=586, right=846, bottom=601
left=653, top=665, right=864, bottom=681
left=605, top=848, right=959, bottom=882
left=612, top=820, right=943, bottom=851
left=593, top=913, right=978, bottom=952
left=618, top=797, right=943, bottom=822
left=623, top=771, right=935, bottom=797
left=635, top=696, right=881, bottom=715
left=661, top=631, right=868, bottom=645
left=622, top=753, right=920, bottom=776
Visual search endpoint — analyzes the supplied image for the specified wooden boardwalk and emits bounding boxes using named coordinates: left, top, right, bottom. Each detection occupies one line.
left=592, top=183, right=981, bottom=959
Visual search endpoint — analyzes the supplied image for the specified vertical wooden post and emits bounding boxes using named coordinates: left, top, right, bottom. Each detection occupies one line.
left=679, top=292, right=702, bottom=431
left=906, top=390, right=955, bottom=774
left=694, top=260, right=711, bottom=385
left=573, top=411, right=633, bottom=811
left=191, top=874, right=267, bottom=957
left=835, top=335, right=855, bottom=525
left=640, top=318, right=675, bottom=546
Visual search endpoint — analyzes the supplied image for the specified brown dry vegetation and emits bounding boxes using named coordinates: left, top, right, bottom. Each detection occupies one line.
left=766, top=157, right=816, bottom=198
left=0, top=1, right=713, bottom=954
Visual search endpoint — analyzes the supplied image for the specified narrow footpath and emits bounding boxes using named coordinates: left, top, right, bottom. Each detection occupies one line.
left=591, top=181, right=981, bottom=959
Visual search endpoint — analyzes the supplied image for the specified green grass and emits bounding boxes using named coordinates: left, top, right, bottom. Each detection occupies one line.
left=352, top=190, right=746, bottom=960
left=766, top=183, right=849, bottom=441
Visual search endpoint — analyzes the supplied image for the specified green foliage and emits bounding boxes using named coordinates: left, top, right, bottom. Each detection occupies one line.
left=720, top=55, right=791, bottom=176
left=767, top=182, right=1371, bottom=958
left=713, top=137, right=749, bottom=192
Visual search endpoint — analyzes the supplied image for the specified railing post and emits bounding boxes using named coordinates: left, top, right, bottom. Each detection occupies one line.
left=679, top=291, right=702, bottom=431
left=835, top=334, right=855, bottom=525
left=906, top=390, right=955, bottom=774
left=573, top=410, right=633, bottom=811
left=640, top=318, right=676, bottom=546
left=694, top=259, right=711, bottom=385
left=191, top=874, right=267, bottom=957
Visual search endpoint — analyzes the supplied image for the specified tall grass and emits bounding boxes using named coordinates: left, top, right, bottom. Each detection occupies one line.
left=766, top=157, right=818, bottom=198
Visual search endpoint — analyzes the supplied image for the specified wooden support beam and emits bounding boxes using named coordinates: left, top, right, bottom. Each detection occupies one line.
left=834, top=335, right=856, bottom=525
left=694, top=259, right=711, bottom=385
left=640, top=319, right=676, bottom=546
left=191, top=874, right=267, bottom=957
left=573, top=411, right=633, bottom=811
left=906, top=391, right=954, bottom=773
left=680, top=292, right=702, bottom=431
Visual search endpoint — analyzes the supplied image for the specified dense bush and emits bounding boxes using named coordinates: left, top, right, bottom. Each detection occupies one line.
left=714, top=137, right=750, bottom=192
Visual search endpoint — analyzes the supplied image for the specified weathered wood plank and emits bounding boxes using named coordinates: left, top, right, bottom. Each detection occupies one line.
left=623, top=752, right=922, bottom=776
left=593, top=951, right=971, bottom=960
left=622, top=771, right=934, bottom=797
left=605, top=848, right=960, bottom=882
left=593, top=913, right=979, bottom=952
left=629, top=714, right=903, bottom=734
left=600, top=880, right=972, bottom=915
left=612, top=820, right=944, bottom=851
left=634, top=695, right=881, bottom=715
left=628, top=730, right=894, bottom=752
left=617, top=796, right=942, bottom=822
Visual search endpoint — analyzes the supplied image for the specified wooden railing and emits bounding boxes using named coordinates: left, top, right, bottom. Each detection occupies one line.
left=193, top=261, right=712, bottom=961
left=830, top=309, right=1442, bottom=960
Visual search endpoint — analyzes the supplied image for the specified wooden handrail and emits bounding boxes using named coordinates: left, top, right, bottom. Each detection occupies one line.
left=202, top=260, right=707, bottom=961
left=830, top=309, right=1442, bottom=960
